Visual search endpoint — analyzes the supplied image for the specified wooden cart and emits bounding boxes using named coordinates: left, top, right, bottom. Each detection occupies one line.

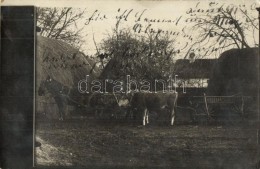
left=189, top=93, right=251, bottom=124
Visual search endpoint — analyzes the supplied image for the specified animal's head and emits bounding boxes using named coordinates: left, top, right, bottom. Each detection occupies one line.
left=38, top=76, right=52, bottom=96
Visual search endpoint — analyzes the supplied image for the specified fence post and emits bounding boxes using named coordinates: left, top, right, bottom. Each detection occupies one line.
left=203, top=93, right=210, bottom=118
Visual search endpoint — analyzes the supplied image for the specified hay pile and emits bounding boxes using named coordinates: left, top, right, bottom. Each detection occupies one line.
left=207, top=48, right=258, bottom=96
left=36, top=36, right=99, bottom=116
left=36, top=35, right=99, bottom=89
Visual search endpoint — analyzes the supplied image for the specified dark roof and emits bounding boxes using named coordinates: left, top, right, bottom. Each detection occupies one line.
left=173, top=59, right=217, bottom=79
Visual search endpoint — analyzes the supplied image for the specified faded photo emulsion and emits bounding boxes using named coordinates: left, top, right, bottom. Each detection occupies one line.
left=29, top=1, right=260, bottom=168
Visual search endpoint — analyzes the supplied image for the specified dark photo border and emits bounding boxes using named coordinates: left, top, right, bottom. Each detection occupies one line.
left=1, top=6, right=35, bottom=169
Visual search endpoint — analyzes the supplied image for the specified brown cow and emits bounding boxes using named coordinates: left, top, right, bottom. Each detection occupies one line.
left=130, top=91, right=178, bottom=125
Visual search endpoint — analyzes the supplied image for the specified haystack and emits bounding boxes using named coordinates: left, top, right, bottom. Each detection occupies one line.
left=36, top=36, right=99, bottom=118
left=36, top=35, right=99, bottom=89
left=207, top=47, right=258, bottom=96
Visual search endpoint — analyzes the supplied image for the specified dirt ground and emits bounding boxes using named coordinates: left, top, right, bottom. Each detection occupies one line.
left=35, top=116, right=260, bottom=169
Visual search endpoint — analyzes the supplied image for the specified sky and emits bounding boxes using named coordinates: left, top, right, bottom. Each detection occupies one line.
left=2, top=0, right=259, bottom=58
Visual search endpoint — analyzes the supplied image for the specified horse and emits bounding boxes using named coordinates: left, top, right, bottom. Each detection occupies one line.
left=38, top=76, right=89, bottom=120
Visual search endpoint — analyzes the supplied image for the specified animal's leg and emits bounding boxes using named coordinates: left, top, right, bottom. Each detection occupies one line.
left=58, top=108, right=64, bottom=121
left=146, top=110, right=149, bottom=124
left=61, top=105, right=65, bottom=121
left=43, top=104, right=47, bottom=117
left=143, top=108, right=148, bottom=126
left=170, top=108, right=175, bottom=125
left=55, top=97, right=65, bottom=121
left=57, top=103, right=64, bottom=121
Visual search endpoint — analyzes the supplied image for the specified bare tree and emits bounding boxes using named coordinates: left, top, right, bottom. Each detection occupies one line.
left=37, top=7, right=86, bottom=48
left=184, top=3, right=258, bottom=58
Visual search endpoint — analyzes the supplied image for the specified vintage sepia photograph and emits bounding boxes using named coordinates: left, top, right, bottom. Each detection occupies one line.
left=2, top=0, right=260, bottom=168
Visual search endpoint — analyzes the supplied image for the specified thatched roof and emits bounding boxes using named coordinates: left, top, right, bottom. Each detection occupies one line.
left=207, top=47, right=258, bottom=96
left=36, top=36, right=100, bottom=89
left=173, top=59, right=217, bottom=79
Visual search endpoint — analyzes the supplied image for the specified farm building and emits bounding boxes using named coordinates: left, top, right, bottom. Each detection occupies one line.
left=174, top=48, right=258, bottom=97
left=173, top=59, right=217, bottom=89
